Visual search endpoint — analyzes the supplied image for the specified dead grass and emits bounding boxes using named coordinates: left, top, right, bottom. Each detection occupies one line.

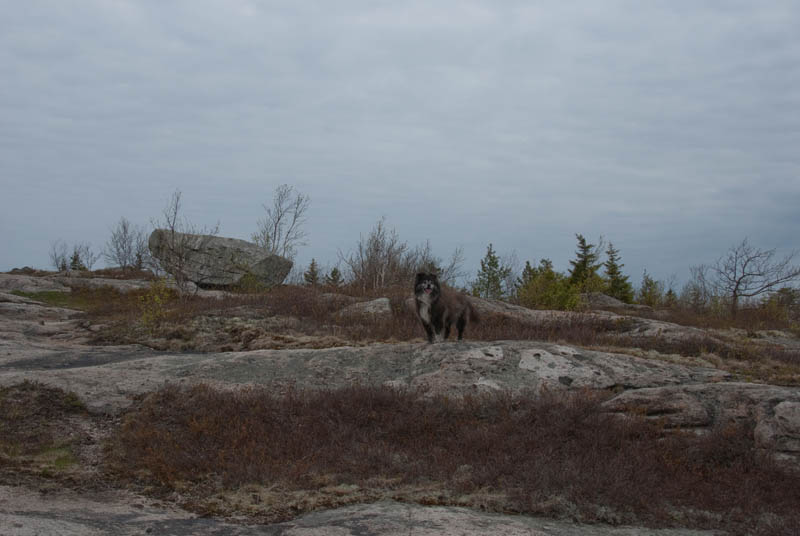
left=613, top=332, right=800, bottom=367
left=630, top=305, right=799, bottom=334
left=107, top=383, right=800, bottom=534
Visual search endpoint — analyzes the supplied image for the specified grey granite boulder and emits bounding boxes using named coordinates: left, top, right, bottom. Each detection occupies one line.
left=338, top=297, right=392, bottom=316
left=148, top=230, right=292, bottom=288
left=602, top=383, right=800, bottom=467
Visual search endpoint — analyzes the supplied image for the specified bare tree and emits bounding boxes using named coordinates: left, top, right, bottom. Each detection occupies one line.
left=133, top=228, right=152, bottom=271
left=340, top=217, right=409, bottom=292
left=707, top=238, right=800, bottom=317
left=340, top=217, right=467, bottom=293
left=252, top=184, right=310, bottom=261
left=501, top=250, right=521, bottom=297
left=150, top=190, right=220, bottom=292
left=104, top=217, right=150, bottom=271
left=411, top=240, right=466, bottom=286
left=72, top=242, right=100, bottom=271
left=49, top=239, right=99, bottom=272
left=680, top=264, right=714, bottom=311
left=49, top=239, right=69, bottom=271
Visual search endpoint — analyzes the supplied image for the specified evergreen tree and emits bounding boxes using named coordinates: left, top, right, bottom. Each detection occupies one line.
left=69, top=251, right=87, bottom=271
left=568, top=234, right=603, bottom=291
left=603, top=242, right=634, bottom=303
left=324, top=266, right=343, bottom=288
left=637, top=269, right=664, bottom=307
left=303, top=258, right=320, bottom=286
left=516, top=258, right=580, bottom=310
left=471, top=243, right=512, bottom=299
left=516, top=260, right=537, bottom=291
left=664, top=288, right=678, bottom=308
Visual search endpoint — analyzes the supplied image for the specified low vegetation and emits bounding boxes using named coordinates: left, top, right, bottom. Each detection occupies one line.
left=10, top=189, right=799, bottom=534
left=106, top=383, right=800, bottom=535
left=13, top=276, right=800, bottom=385
left=0, top=381, right=87, bottom=479
left=5, top=270, right=800, bottom=533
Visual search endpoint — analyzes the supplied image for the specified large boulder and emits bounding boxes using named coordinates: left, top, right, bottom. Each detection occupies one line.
left=602, top=383, right=800, bottom=467
left=148, top=230, right=292, bottom=288
left=338, top=297, right=392, bottom=316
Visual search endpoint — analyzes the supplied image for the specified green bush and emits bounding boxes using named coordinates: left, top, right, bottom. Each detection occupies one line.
left=636, top=270, right=663, bottom=307
left=517, top=260, right=581, bottom=310
left=139, top=278, right=176, bottom=332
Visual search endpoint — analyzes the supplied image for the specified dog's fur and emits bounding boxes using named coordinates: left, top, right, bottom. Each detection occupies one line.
left=414, top=272, right=478, bottom=343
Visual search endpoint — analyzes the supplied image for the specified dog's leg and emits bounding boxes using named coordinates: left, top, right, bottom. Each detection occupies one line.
left=456, top=313, right=467, bottom=340
left=423, top=323, right=435, bottom=343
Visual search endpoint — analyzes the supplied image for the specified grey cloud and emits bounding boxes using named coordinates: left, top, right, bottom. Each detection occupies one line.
left=1, top=1, right=799, bottom=288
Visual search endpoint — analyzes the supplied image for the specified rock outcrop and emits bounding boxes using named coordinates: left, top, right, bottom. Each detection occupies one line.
left=338, top=297, right=392, bottom=316
left=0, top=487, right=716, bottom=536
left=148, top=230, right=292, bottom=288
left=0, top=273, right=70, bottom=293
left=581, top=292, right=654, bottom=313
left=1, top=273, right=799, bottom=534
left=602, top=383, right=800, bottom=466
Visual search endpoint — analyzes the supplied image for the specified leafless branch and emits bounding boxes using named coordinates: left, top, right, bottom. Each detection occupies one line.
left=708, top=238, right=800, bottom=316
left=339, top=217, right=466, bottom=292
left=252, top=184, right=310, bottom=261
left=104, top=217, right=150, bottom=270
left=150, top=190, right=220, bottom=292
left=48, top=239, right=69, bottom=271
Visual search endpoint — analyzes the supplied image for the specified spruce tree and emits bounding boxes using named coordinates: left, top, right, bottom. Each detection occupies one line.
left=516, top=260, right=537, bottom=291
left=637, top=269, right=664, bottom=307
left=324, top=267, right=342, bottom=288
left=69, top=251, right=87, bottom=271
left=603, top=243, right=634, bottom=303
left=304, top=258, right=320, bottom=286
left=471, top=243, right=511, bottom=299
left=568, top=234, right=602, bottom=290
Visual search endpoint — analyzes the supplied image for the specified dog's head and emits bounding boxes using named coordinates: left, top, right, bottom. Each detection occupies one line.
left=415, top=272, right=440, bottom=298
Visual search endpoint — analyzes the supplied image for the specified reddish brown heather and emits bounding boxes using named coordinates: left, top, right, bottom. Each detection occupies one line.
left=62, top=282, right=800, bottom=370
left=109, top=384, right=800, bottom=534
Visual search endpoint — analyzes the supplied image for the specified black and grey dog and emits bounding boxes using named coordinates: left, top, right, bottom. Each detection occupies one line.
left=414, top=272, right=478, bottom=343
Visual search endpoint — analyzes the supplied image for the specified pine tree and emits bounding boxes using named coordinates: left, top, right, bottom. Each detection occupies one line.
left=516, top=260, right=537, bottom=290
left=471, top=243, right=512, bottom=299
left=69, top=251, right=87, bottom=271
left=324, top=266, right=342, bottom=288
left=637, top=269, right=664, bottom=307
left=303, top=258, right=320, bottom=286
left=603, top=243, right=634, bottom=303
left=664, top=288, right=678, bottom=308
left=568, top=234, right=603, bottom=290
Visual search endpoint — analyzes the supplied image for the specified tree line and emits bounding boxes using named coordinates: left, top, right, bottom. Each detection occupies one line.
left=469, top=234, right=800, bottom=318
left=46, top=185, right=799, bottom=318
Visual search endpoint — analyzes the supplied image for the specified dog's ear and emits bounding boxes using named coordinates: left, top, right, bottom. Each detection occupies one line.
left=415, top=272, right=426, bottom=281
left=430, top=273, right=439, bottom=281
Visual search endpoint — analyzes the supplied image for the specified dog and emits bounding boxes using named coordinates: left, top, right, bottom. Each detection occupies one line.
left=414, top=272, right=478, bottom=343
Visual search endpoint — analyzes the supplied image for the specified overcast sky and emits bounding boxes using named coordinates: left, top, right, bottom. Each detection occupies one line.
left=2, top=1, right=799, bottom=288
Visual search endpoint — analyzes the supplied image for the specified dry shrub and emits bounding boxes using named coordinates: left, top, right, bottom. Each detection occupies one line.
left=0, top=381, right=86, bottom=459
left=51, top=283, right=800, bottom=372
left=88, top=267, right=157, bottom=281
left=632, top=305, right=798, bottom=333
left=608, top=332, right=800, bottom=368
left=109, top=384, right=800, bottom=533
